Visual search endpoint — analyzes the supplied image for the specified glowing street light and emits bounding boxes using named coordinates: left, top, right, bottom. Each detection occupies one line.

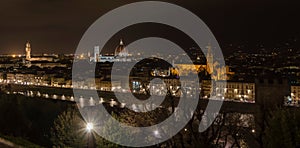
left=99, top=97, right=105, bottom=104
left=153, top=130, right=161, bottom=146
left=86, top=122, right=94, bottom=132
left=154, top=130, right=159, bottom=136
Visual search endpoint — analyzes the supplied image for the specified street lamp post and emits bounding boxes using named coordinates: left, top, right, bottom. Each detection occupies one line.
left=154, top=130, right=162, bottom=147
left=154, top=130, right=159, bottom=147
left=86, top=122, right=94, bottom=148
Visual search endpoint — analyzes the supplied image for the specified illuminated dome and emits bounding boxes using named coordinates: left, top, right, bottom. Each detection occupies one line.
left=114, top=39, right=128, bottom=56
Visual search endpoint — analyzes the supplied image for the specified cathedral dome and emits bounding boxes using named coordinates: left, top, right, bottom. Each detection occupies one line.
left=114, top=39, right=127, bottom=56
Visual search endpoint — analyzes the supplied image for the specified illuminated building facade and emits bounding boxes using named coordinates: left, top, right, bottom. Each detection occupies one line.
left=92, top=39, right=130, bottom=62
left=171, top=44, right=234, bottom=80
left=201, top=80, right=255, bottom=102
left=291, top=85, right=300, bottom=104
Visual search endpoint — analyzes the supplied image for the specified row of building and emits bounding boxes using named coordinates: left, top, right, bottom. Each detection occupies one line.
left=0, top=71, right=254, bottom=101
left=2, top=67, right=300, bottom=105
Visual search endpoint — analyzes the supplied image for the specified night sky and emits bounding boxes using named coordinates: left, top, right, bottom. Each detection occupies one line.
left=0, top=0, right=299, bottom=54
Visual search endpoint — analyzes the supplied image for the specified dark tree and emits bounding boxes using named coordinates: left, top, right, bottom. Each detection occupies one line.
left=50, top=108, right=86, bottom=147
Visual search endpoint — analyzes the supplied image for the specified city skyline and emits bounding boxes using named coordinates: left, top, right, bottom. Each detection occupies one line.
left=0, top=1, right=300, bottom=147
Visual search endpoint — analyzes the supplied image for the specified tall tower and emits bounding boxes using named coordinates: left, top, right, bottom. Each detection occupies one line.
left=25, top=41, right=31, bottom=60
left=206, top=43, right=214, bottom=74
left=94, top=46, right=100, bottom=62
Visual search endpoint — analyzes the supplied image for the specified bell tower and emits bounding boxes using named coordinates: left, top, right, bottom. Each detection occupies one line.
left=25, top=41, right=31, bottom=60
left=206, top=43, right=214, bottom=74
